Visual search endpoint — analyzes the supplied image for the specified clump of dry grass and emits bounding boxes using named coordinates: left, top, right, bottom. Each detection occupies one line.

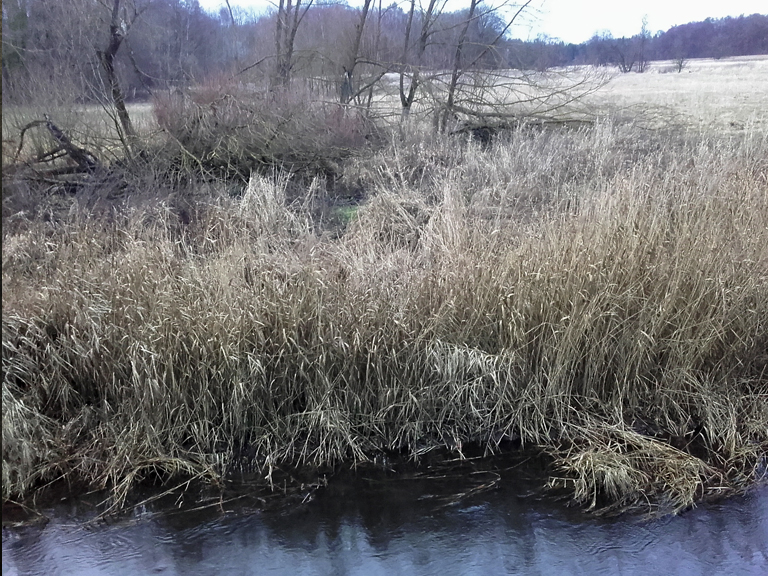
left=2, top=120, right=766, bottom=515
left=549, top=422, right=719, bottom=515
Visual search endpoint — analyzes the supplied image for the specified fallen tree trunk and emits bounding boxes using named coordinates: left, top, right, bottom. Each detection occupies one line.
left=14, top=116, right=100, bottom=173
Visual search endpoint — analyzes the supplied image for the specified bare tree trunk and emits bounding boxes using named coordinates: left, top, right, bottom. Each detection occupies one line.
left=340, top=0, right=373, bottom=104
left=442, top=0, right=478, bottom=132
left=399, top=0, right=417, bottom=120
left=273, top=0, right=287, bottom=88
left=224, top=0, right=240, bottom=67
left=364, top=0, right=384, bottom=111
left=637, top=16, right=650, bottom=73
left=98, top=0, right=136, bottom=152
left=272, top=0, right=314, bottom=90
left=399, top=0, right=439, bottom=121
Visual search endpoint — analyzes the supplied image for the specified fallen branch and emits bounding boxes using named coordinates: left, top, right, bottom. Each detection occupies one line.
left=14, top=116, right=101, bottom=173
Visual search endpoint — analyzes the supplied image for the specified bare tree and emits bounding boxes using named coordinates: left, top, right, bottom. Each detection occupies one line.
left=439, top=0, right=479, bottom=131
left=339, top=0, right=373, bottom=104
left=97, top=0, right=149, bottom=154
left=272, top=0, right=314, bottom=89
left=612, top=37, right=635, bottom=73
left=439, top=0, right=533, bottom=132
left=636, top=15, right=650, bottom=73
left=223, top=0, right=242, bottom=68
left=399, top=0, right=442, bottom=120
left=674, top=56, right=688, bottom=73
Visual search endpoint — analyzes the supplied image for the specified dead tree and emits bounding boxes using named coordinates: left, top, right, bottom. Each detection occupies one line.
left=440, top=0, right=480, bottom=132
left=14, top=116, right=100, bottom=176
left=431, top=0, right=603, bottom=135
left=636, top=16, right=650, bottom=73
left=613, top=38, right=635, bottom=73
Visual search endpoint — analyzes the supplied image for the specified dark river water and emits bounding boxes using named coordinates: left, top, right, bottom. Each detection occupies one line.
left=3, top=467, right=767, bottom=576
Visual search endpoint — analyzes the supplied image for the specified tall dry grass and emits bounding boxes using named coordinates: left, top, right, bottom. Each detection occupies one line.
left=3, top=121, right=767, bottom=514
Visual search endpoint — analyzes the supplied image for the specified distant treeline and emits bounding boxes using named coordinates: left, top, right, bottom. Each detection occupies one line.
left=510, top=13, right=768, bottom=71
left=2, top=1, right=767, bottom=104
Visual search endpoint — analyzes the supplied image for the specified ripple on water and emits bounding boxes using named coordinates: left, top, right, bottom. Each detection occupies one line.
left=3, top=486, right=767, bottom=576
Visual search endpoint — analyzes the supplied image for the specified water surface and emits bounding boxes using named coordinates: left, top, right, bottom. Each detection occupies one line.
left=3, top=471, right=766, bottom=576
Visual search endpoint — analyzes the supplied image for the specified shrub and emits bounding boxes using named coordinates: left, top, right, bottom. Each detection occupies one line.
left=152, top=83, right=375, bottom=182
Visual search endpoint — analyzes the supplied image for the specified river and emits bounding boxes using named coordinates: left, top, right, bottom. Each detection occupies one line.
left=3, top=464, right=766, bottom=576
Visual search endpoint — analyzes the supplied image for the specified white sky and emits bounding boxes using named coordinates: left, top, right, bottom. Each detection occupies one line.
left=199, top=0, right=767, bottom=44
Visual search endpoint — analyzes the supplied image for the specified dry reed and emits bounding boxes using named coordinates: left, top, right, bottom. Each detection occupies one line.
left=3, top=120, right=767, bottom=515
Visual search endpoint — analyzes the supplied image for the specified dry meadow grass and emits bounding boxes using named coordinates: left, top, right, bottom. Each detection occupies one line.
left=3, top=58, right=767, bottom=516
left=586, top=55, right=768, bottom=132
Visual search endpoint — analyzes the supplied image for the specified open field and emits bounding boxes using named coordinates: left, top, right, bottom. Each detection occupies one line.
left=585, top=55, right=768, bottom=132
left=3, top=58, right=767, bottom=517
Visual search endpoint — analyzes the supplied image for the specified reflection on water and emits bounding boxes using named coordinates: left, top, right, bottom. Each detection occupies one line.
left=3, top=476, right=767, bottom=576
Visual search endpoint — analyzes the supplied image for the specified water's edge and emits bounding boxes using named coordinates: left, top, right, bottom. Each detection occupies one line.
left=3, top=459, right=767, bottom=576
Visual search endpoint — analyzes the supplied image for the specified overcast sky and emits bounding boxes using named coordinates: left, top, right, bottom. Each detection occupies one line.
left=198, top=0, right=767, bottom=44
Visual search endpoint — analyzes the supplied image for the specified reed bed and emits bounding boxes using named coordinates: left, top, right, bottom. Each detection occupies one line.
left=3, top=120, right=767, bottom=515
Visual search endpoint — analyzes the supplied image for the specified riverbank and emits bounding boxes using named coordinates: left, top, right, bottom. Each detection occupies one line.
left=3, top=117, right=767, bottom=516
